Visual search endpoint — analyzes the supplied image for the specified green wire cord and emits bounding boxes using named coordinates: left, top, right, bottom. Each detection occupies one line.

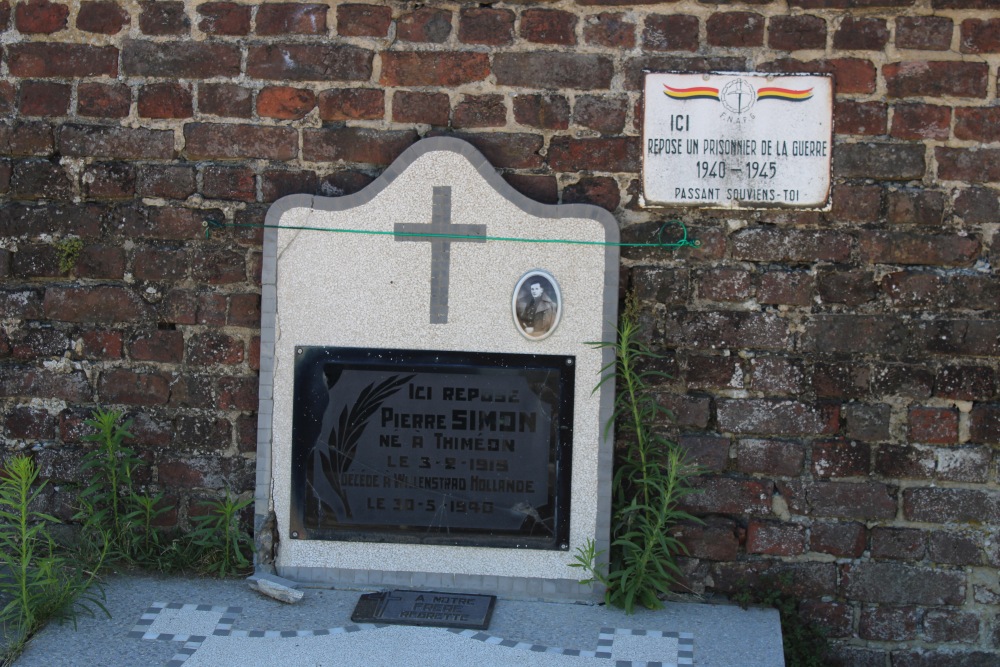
left=204, top=218, right=700, bottom=249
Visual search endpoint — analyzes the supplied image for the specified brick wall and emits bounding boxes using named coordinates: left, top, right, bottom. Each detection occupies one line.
left=1, top=0, right=998, bottom=662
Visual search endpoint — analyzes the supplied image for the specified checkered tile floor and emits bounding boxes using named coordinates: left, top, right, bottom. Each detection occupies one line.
left=129, top=601, right=694, bottom=667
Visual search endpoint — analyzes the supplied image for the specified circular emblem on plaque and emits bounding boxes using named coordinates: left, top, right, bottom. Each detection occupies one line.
left=720, top=78, right=757, bottom=115
left=513, top=270, right=561, bottom=341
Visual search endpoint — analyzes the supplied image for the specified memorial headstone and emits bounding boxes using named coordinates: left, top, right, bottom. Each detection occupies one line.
left=255, top=138, right=619, bottom=600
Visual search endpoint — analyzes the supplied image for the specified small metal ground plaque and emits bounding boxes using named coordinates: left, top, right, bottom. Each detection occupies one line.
left=351, top=590, right=496, bottom=630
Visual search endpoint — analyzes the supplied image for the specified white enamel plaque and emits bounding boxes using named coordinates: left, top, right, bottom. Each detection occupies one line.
left=642, top=72, right=833, bottom=210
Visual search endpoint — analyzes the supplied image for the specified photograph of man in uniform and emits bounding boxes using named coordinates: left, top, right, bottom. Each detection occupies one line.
left=514, top=273, right=559, bottom=338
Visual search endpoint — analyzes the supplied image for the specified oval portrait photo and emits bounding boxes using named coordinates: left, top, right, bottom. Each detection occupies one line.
left=512, top=271, right=562, bottom=340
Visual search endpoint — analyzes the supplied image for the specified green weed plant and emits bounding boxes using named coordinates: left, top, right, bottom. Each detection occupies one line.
left=572, top=295, right=702, bottom=613
left=0, top=456, right=106, bottom=660
left=188, top=491, right=254, bottom=578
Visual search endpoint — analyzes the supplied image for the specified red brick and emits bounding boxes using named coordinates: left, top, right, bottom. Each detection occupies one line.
left=961, top=18, right=1000, bottom=54
left=583, top=12, right=635, bottom=48
left=904, top=487, right=999, bottom=524
left=5, top=406, right=57, bottom=439
left=216, top=375, right=257, bottom=411
left=198, top=83, right=252, bottom=118
left=397, top=7, right=451, bottom=43
left=10, top=159, right=71, bottom=200
left=0, top=0, right=9, bottom=28
left=816, top=269, right=876, bottom=306
left=834, top=17, right=888, bottom=50
left=749, top=357, right=805, bottom=395
left=123, top=41, right=240, bottom=78
left=937, top=147, right=1000, bottom=183
left=872, top=527, right=926, bottom=560
left=381, top=51, right=489, bottom=87
left=0, top=83, right=14, bottom=117
left=187, top=331, right=243, bottom=365
left=190, top=247, right=246, bottom=284
left=548, top=137, right=638, bottom=172
left=159, top=290, right=227, bottom=326
left=132, top=246, right=188, bottom=281
left=936, top=365, right=995, bottom=402
left=503, top=174, right=557, bottom=205
left=392, top=91, right=449, bottom=126
left=234, top=43, right=359, bottom=82
left=810, top=521, right=866, bottom=557
left=678, top=434, right=729, bottom=472
left=885, top=61, right=988, bottom=99
left=860, top=606, right=921, bottom=642
left=845, top=562, right=966, bottom=607
left=0, top=365, right=91, bottom=401
left=15, top=0, right=68, bottom=33
left=458, top=8, right=513, bottom=45
left=501, top=52, right=616, bottom=90
left=236, top=413, right=258, bottom=452
left=46, top=283, right=147, bottom=322
left=808, top=482, right=896, bottom=520
left=888, top=189, right=946, bottom=226
left=130, top=330, right=184, bottom=363
left=453, top=95, right=505, bottom=129
left=732, top=228, right=851, bottom=263
left=757, top=270, right=812, bottom=306
left=83, top=162, right=135, bottom=199
left=302, top=127, right=417, bottom=165
left=969, top=403, right=1000, bottom=444
left=707, top=12, right=763, bottom=47
left=513, top=94, right=569, bottom=130
left=77, top=1, right=129, bottom=34
left=561, top=177, right=620, bottom=212
left=768, top=15, right=825, bottom=50
left=78, top=330, right=123, bottom=360
left=7, top=43, right=118, bottom=77
left=75, top=244, right=125, bottom=279
left=834, top=100, right=886, bottom=136
left=573, top=95, right=627, bottom=134
left=137, top=164, right=195, bottom=200
left=954, top=186, right=999, bottom=224
left=18, top=81, right=70, bottom=116
left=228, top=293, right=260, bottom=327
left=681, top=477, right=772, bottom=515
left=835, top=142, right=925, bottom=180
left=891, top=103, right=951, bottom=141
left=711, top=561, right=837, bottom=600
left=863, top=230, right=980, bottom=267
left=198, top=2, right=249, bottom=36
left=800, top=601, right=853, bottom=639
left=928, top=532, right=982, bottom=566
left=663, top=309, right=790, bottom=351
left=77, top=83, right=130, bottom=118
left=139, top=1, right=188, bottom=35
left=520, top=9, right=577, bottom=45
left=896, top=16, right=952, bottom=51
left=202, top=165, right=255, bottom=202
left=59, top=124, right=174, bottom=160
left=924, top=610, right=980, bottom=644
left=257, top=86, right=315, bottom=120
left=643, top=14, right=698, bottom=51
left=697, top=267, right=753, bottom=302
left=260, top=168, right=317, bottom=202
left=428, top=131, right=544, bottom=170
left=184, top=123, right=296, bottom=161
left=736, top=439, right=805, bottom=476
left=955, top=107, right=1000, bottom=143
left=789, top=0, right=914, bottom=5
left=337, top=4, right=390, bottom=37
left=747, top=520, right=805, bottom=556
left=98, top=369, right=170, bottom=406
left=672, top=518, right=739, bottom=561
left=812, top=440, right=870, bottom=478
left=137, top=83, right=192, bottom=119
left=256, top=3, right=327, bottom=35
left=757, top=57, right=875, bottom=94
left=317, top=88, right=383, bottom=121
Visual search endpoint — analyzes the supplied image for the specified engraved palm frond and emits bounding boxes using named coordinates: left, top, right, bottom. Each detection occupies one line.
left=321, top=373, right=415, bottom=519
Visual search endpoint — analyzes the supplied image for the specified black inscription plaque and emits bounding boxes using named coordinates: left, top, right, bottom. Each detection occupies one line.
left=290, top=347, right=574, bottom=550
left=351, top=590, right=496, bottom=630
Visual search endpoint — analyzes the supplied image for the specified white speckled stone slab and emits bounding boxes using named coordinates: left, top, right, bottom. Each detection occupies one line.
left=257, top=138, right=620, bottom=601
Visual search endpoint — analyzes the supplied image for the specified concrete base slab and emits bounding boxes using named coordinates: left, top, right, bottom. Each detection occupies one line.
left=14, top=573, right=784, bottom=667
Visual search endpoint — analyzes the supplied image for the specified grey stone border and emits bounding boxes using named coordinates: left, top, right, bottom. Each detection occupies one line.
left=255, top=136, right=620, bottom=599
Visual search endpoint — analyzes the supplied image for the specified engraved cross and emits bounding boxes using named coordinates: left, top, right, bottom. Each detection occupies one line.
left=395, top=186, right=486, bottom=324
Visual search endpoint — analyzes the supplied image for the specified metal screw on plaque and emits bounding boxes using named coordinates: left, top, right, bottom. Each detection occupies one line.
left=297, top=347, right=303, bottom=355
left=291, top=531, right=299, bottom=539
left=566, top=359, right=573, bottom=366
